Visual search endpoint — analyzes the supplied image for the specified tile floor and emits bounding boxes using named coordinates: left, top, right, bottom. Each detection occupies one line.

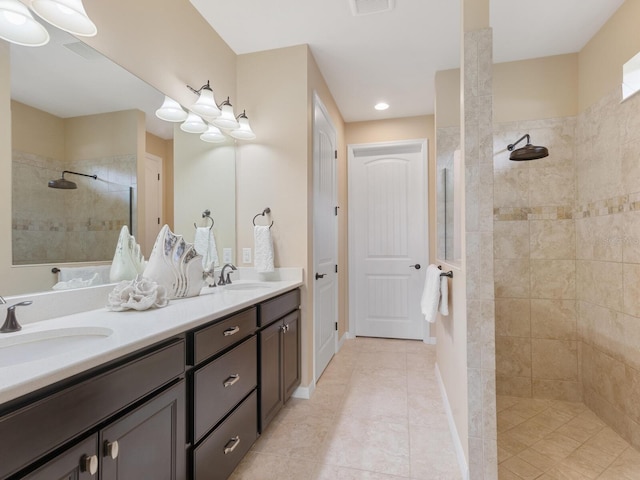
left=230, top=337, right=462, bottom=479
left=498, top=395, right=640, bottom=479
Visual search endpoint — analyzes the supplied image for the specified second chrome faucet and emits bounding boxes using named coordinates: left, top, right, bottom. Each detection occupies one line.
left=218, top=263, right=237, bottom=286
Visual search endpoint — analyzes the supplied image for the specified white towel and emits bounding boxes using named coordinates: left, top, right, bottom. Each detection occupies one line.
left=254, top=225, right=274, bottom=273
left=194, top=227, right=219, bottom=271
left=421, top=265, right=442, bottom=323
left=439, top=273, right=449, bottom=316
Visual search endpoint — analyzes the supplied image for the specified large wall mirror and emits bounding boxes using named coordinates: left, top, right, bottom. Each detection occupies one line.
left=8, top=24, right=236, bottom=295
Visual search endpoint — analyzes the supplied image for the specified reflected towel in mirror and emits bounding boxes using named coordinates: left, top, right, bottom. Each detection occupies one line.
left=194, top=227, right=219, bottom=271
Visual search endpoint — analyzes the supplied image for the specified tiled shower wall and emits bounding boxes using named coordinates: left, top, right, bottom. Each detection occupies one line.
left=12, top=151, right=135, bottom=265
left=576, top=87, right=640, bottom=448
left=493, top=117, right=580, bottom=402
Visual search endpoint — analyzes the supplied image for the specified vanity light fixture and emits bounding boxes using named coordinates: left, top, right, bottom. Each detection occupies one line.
left=229, top=111, right=256, bottom=140
left=200, top=124, right=226, bottom=143
left=180, top=112, right=208, bottom=134
left=0, top=0, right=50, bottom=46
left=187, top=80, right=221, bottom=118
left=30, top=0, right=97, bottom=37
left=155, top=96, right=188, bottom=122
left=212, top=97, right=240, bottom=130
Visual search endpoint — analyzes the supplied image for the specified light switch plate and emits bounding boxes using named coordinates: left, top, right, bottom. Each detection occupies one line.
left=242, top=248, right=252, bottom=264
left=223, top=248, right=232, bottom=264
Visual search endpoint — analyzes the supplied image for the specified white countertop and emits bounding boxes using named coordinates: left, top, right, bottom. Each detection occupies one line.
left=0, top=271, right=302, bottom=405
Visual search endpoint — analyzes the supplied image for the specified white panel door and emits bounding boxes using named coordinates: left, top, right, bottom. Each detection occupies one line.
left=349, top=141, right=428, bottom=339
left=144, top=153, right=163, bottom=257
left=313, top=94, right=338, bottom=381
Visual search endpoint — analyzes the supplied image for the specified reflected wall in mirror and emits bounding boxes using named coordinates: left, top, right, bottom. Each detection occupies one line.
left=7, top=22, right=237, bottom=295
left=436, top=126, right=461, bottom=262
left=622, top=50, right=640, bottom=101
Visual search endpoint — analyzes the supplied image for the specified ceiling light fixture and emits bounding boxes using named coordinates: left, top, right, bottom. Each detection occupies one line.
left=30, top=0, right=97, bottom=37
left=0, top=0, right=50, bottom=46
left=375, top=102, right=389, bottom=111
left=155, top=96, right=188, bottom=122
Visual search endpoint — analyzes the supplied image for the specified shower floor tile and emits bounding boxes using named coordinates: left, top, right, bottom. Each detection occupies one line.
left=498, top=395, right=640, bottom=479
left=230, top=338, right=462, bottom=480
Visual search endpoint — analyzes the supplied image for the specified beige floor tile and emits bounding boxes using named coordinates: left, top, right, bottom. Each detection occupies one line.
left=252, top=417, right=331, bottom=460
left=321, top=415, right=411, bottom=477
left=554, top=416, right=604, bottom=443
left=355, top=337, right=411, bottom=353
left=505, top=418, right=556, bottom=446
left=498, top=445, right=513, bottom=464
left=229, top=452, right=317, bottom=480
left=498, top=465, right=525, bottom=479
left=500, top=456, right=544, bottom=479
left=531, top=432, right=581, bottom=463
left=530, top=408, right=575, bottom=430
left=355, top=351, right=407, bottom=371
left=600, top=446, right=640, bottom=480
left=584, top=427, right=629, bottom=457
left=545, top=463, right=595, bottom=479
left=556, top=448, right=608, bottom=479
left=517, top=447, right=559, bottom=472
left=498, top=431, right=530, bottom=456
left=313, top=464, right=408, bottom=480
left=496, top=395, right=522, bottom=412
left=409, top=424, right=462, bottom=479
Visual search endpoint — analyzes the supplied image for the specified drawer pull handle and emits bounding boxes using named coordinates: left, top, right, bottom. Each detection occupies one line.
left=104, top=440, right=119, bottom=459
left=223, top=326, right=240, bottom=336
left=223, top=374, right=240, bottom=387
left=80, top=454, right=98, bottom=475
left=224, top=436, right=241, bottom=455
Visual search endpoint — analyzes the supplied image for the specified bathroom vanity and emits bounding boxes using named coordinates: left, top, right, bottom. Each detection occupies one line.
left=0, top=276, right=301, bottom=480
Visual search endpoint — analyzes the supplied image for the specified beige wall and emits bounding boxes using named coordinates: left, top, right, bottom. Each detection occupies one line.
left=435, top=69, right=461, bottom=128
left=11, top=101, right=65, bottom=160
left=236, top=45, right=312, bottom=385
left=65, top=110, right=140, bottom=160
left=146, top=132, right=174, bottom=229
left=578, top=0, right=640, bottom=112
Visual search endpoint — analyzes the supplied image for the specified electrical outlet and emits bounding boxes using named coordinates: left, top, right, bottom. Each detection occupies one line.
left=223, top=248, right=232, bottom=264
left=242, top=248, right=252, bottom=264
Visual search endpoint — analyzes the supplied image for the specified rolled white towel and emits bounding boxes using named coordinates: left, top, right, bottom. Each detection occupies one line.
left=439, top=273, right=449, bottom=316
left=254, top=225, right=274, bottom=273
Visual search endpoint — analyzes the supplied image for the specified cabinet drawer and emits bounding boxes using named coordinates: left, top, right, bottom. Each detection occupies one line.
left=194, top=390, right=258, bottom=480
left=193, top=335, right=257, bottom=442
left=0, top=339, right=185, bottom=479
left=258, top=289, right=300, bottom=327
left=192, top=307, right=257, bottom=365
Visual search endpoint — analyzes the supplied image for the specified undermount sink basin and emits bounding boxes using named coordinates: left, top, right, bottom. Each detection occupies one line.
left=223, top=282, right=272, bottom=291
left=0, top=327, right=113, bottom=367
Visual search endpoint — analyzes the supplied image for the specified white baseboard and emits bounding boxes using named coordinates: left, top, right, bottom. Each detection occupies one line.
left=423, top=336, right=437, bottom=345
left=291, top=381, right=315, bottom=400
left=337, top=332, right=348, bottom=351
left=345, top=332, right=356, bottom=339
left=435, top=363, right=469, bottom=480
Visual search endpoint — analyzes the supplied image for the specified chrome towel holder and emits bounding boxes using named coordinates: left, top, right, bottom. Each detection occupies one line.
left=438, top=265, right=454, bottom=278
left=194, top=209, right=214, bottom=230
left=253, top=207, right=274, bottom=228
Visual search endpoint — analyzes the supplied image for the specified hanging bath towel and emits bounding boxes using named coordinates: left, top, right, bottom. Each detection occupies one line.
left=254, top=225, right=274, bottom=273
left=421, top=264, right=442, bottom=323
left=194, top=227, right=219, bottom=271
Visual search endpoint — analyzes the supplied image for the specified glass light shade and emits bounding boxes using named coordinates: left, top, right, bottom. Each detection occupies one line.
left=190, top=87, right=221, bottom=118
left=212, top=103, right=239, bottom=130
left=30, top=0, right=97, bottom=36
left=229, top=115, right=256, bottom=140
left=180, top=112, right=207, bottom=134
left=0, top=0, right=50, bottom=46
left=155, top=96, right=188, bottom=122
left=200, top=125, right=226, bottom=143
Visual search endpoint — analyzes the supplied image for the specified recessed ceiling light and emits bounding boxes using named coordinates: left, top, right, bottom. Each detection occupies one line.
left=375, top=102, right=389, bottom=111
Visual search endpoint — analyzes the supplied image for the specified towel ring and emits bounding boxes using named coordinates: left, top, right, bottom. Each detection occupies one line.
left=194, top=209, right=214, bottom=230
left=253, top=207, right=274, bottom=228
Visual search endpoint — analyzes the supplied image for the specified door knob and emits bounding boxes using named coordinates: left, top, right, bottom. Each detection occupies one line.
left=410, top=264, right=421, bottom=270
left=104, top=440, right=119, bottom=459
left=315, top=273, right=326, bottom=280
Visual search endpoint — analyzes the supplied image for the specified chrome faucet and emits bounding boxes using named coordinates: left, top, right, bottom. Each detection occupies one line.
left=0, top=301, right=32, bottom=333
left=218, top=263, right=237, bottom=286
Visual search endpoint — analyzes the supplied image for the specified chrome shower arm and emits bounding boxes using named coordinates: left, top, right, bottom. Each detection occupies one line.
left=507, top=134, right=530, bottom=151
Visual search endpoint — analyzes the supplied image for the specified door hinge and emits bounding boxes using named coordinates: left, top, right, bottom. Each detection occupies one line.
left=335, top=264, right=338, bottom=273
left=157, top=217, right=160, bottom=225
left=157, top=173, right=160, bottom=181
left=335, top=322, right=338, bottom=331
left=335, top=206, right=339, bottom=216
left=334, top=150, right=337, bottom=159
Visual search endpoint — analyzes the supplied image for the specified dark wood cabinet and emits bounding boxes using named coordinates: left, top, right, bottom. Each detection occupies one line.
left=258, top=292, right=301, bottom=432
left=22, top=435, right=99, bottom=480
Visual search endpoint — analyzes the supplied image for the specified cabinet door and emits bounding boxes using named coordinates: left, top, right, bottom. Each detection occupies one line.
left=282, top=310, right=301, bottom=402
left=22, top=435, right=99, bottom=480
left=258, top=320, right=283, bottom=432
left=101, top=380, right=186, bottom=480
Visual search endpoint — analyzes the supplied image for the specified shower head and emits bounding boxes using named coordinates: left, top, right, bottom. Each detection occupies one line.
left=48, top=170, right=97, bottom=189
left=507, top=134, right=549, bottom=161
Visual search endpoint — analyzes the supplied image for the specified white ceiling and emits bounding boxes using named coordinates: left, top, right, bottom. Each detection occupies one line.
left=190, top=0, right=625, bottom=122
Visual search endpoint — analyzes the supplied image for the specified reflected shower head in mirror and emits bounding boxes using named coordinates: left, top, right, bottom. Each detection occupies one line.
left=48, top=170, right=97, bottom=189
left=507, top=134, right=549, bottom=161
